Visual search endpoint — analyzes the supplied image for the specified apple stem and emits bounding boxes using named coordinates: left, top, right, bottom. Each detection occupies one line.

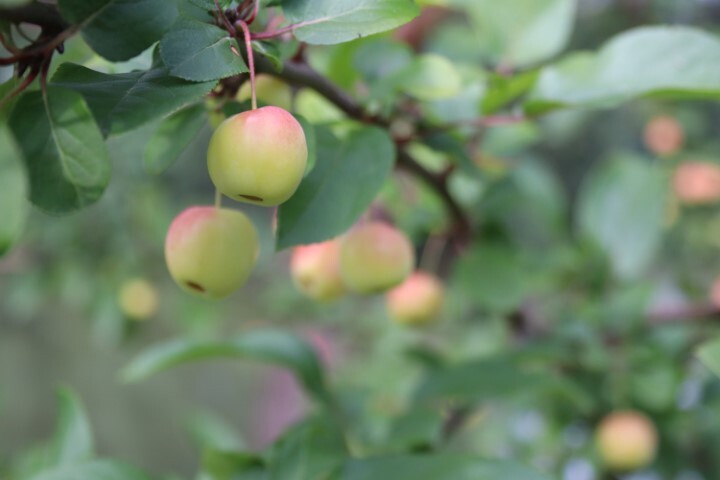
left=236, top=20, right=257, bottom=110
left=215, top=189, right=222, bottom=209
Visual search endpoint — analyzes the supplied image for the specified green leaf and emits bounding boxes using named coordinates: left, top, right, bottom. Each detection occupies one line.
left=0, top=125, right=28, bottom=256
left=577, top=154, right=667, bottom=280
left=202, top=450, right=266, bottom=480
left=160, top=20, right=247, bottom=82
left=448, top=0, right=576, bottom=68
left=69, top=0, right=179, bottom=62
left=697, top=337, right=720, bottom=378
left=482, top=70, right=539, bottom=114
left=341, top=454, right=554, bottom=480
left=49, top=388, right=94, bottom=466
left=528, top=26, right=720, bottom=113
left=0, top=0, right=33, bottom=7
left=122, top=329, right=329, bottom=402
left=277, top=126, right=395, bottom=250
left=30, top=460, right=152, bottom=480
left=8, top=88, right=111, bottom=213
left=393, top=54, right=462, bottom=101
left=281, top=0, right=420, bottom=45
left=52, top=62, right=215, bottom=135
left=187, top=411, right=246, bottom=451
left=144, top=104, right=207, bottom=175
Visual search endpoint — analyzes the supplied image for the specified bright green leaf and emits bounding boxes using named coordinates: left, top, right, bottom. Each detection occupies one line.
left=9, top=88, right=111, bottom=213
left=277, top=126, right=395, bottom=250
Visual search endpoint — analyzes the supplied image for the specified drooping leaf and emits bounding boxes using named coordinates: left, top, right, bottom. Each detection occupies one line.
left=528, top=26, right=720, bottom=113
left=277, top=126, right=395, bottom=250
left=0, top=125, right=28, bottom=256
left=8, top=87, right=111, bottom=213
left=577, top=154, right=667, bottom=280
left=122, top=329, right=329, bottom=402
left=160, top=19, right=247, bottom=82
left=280, top=0, right=420, bottom=45
left=52, top=62, right=215, bottom=135
left=144, top=103, right=207, bottom=175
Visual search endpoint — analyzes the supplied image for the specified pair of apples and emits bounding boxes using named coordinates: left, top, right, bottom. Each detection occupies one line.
left=290, top=222, right=445, bottom=326
left=165, top=105, right=306, bottom=298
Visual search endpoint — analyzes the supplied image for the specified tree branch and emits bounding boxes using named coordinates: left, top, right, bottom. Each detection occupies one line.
left=0, top=4, right=69, bottom=32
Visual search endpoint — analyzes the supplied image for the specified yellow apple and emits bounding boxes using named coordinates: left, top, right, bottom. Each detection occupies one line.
left=290, top=239, right=346, bottom=302
left=386, top=271, right=444, bottom=326
left=596, top=410, right=658, bottom=472
left=673, top=161, right=720, bottom=205
left=340, top=222, right=415, bottom=294
left=207, top=106, right=307, bottom=206
left=165, top=206, right=259, bottom=299
left=237, top=74, right=293, bottom=110
left=118, top=278, right=159, bottom=321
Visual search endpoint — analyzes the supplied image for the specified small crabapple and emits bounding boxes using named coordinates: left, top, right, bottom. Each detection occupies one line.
left=290, top=239, right=346, bottom=302
left=596, top=410, right=658, bottom=472
left=386, top=271, right=444, bottom=326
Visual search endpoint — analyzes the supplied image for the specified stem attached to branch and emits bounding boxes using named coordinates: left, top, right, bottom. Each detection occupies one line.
left=236, top=20, right=257, bottom=110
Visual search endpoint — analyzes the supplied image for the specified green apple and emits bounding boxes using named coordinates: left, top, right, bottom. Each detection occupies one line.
left=291, top=239, right=346, bottom=302
left=237, top=74, right=293, bottom=110
left=207, top=106, right=307, bottom=206
left=340, top=222, right=415, bottom=294
left=118, top=278, right=159, bottom=321
left=165, top=206, right=259, bottom=299
left=386, top=271, right=444, bottom=326
left=596, top=410, right=658, bottom=471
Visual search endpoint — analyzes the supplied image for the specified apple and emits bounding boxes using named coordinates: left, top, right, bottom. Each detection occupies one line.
left=386, top=271, right=444, bottom=326
left=673, top=161, right=720, bottom=205
left=165, top=206, right=259, bottom=299
left=237, top=74, right=293, bottom=110
left=290, top=239, right=346, bottom=302
left=118, top=278, right=159, bottom=321
left=643, top=115, right=684, bottom=156
left=340, top=222, right=415, bottom=294
left=596, top=410, right=658, bottom=472
left=207, top=106, right=307, bottom=206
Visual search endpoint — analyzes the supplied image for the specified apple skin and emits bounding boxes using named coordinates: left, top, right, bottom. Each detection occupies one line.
left=207, top=106, right=307, bottom=206
left=340, top=222, right=415, bottom=294
left=290, top=240, right=346, bottom=302
left=386, top=271, right=444, bottom=326
left=165, top=206, right=259, bottom=299
left=118, top=278, right=159, bottom=321
left=673, top=161, right=720, bottom=205
left=643, top=115, right=684, bottom=156
left=237, top=74, right=293, bottom=110
left=596, top=411, right=658, bottom=472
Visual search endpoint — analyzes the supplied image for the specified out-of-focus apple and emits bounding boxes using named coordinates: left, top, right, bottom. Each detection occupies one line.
left=643, top=115, right=684, bottom=156
left=290, top=240, right=346, bottom=302
left=673, top=161, right=720, bottom=205
left=596, top=410, right=658, bottom=472
left=118, top=278, right=159, bottom=320
left=386, top=271, right=444, bottom=326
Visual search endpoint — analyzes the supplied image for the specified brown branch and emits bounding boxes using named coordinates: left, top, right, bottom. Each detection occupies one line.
left=0, top=4, right=68, bottom=32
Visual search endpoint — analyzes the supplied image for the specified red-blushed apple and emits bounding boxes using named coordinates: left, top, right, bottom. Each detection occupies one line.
left=673, top=161, right=720, bottom=205
left=118, top=278, right=159, bottom=321
left=386, top=271, right=444, bottom=326
left=237, top=74, right=293, bottom=110
left=340, top=221, right=415, bottom=294
left=643, top=115, right=684, bottom=156
left=290, top=240, right=346, bottom=302
left=596, top=410, right=658, bottom=472
left=165, top=206, right=259, bottom=299
left=207, top=106, right=307, bottom=206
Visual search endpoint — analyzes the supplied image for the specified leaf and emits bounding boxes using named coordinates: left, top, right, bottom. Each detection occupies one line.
left=482, top=70, right=540, bottom=114
left=340, top=454, right=554, bottom=480
left=276, top=126, right=395, bottom=250
left=528, top=26, right=720, bottom=113
left=697, top=337, right=720, bottom=378
left=144, top=104, right=207, bottom=175
left=202, top=450, right=266, bottom=480
left=66, top=0, right=179, bottom=62
left=577, top=154, right=667, bottom=280
left=8, top=88, right=111, bottom=213
left=160, top=20, right=247, bottom=82
left=280, top=0, right=420, bottom=45
left=0, top=125, right=28, bottom=256
left=52, top=62, right=215, bottom=135
left=447, top=0, right=576, bottom=68
left=187, top=411, right=247, bottom=451
left=122, top=329, right=329, bottom=402
left=393, top=54, right=462, bottom=101
left=48, top=388, right=94, bottom=466
left=30, top=460, right=152, bottom=480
